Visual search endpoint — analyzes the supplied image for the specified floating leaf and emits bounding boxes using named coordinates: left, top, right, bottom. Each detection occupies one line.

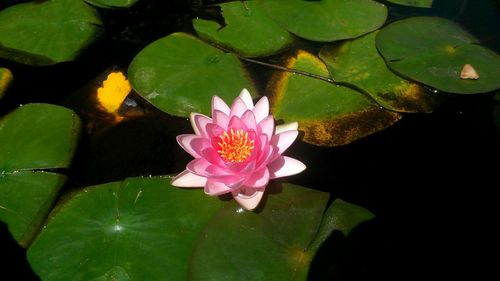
left=128, top=32, right=256, bottom=117
left=0, top=0, right=103, bottom=65
left=85, top=0, right=139, bottom=8
left=0, top=104, right=80, bottom=246
left=269, top=50, right=401, bottom=146
left=193, top=1, right=293, bottom=57
left=28, top=177, right=224, bottom=281
left=188, top=184, right=374, bottom=281
left=376, top=16, right=500, bottom=94
left=0, top=67, right=13, bottom=100
left=386, top=0, right=433, bottom=8
left=320, top=31, right=436, bottom=113
left=258, top=0, right=387, bottom=42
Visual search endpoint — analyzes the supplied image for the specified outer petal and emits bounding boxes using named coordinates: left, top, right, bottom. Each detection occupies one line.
left=257, top=115, right=274, bottom=140
left=213, top=109, right=229, bottom=130
left=275, top=122, right=298, bottom=134
left=176, top=135, right=210, bottom=158
left=171, top=170, right=207, bottom=187
left=268, top=156, right=306, bottom=179
left=244, top=168, right=270, bottom=188
left=187, top=158, right=231, bottom=178
left=271, top=130, right=299, bottom=154
left=205, top=179, right=233, bottom=196
left=233, top=189, right=264, bottom=211
left=238, top=88, right=254, bottom=110
left=252, top=96, right=269, bottom=123
left=212, top=96, right=230, bottom=115
left=230, top=96, right=248, bottom=118
left=190, top=113, right=212, bottom=137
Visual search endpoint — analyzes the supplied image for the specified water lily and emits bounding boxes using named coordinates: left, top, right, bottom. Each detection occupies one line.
left=172, top=89, right=306, bottom=210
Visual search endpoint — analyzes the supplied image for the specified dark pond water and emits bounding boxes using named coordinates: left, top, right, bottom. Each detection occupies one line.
left=1, top=0, right=499, bottom=280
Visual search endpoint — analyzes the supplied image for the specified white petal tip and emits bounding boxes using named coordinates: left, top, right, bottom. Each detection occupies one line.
left=275, top=122, right=299, bottom=134
left=171, top=170, right=207, bottom=188
left=233, top=190, right=264, bottom=211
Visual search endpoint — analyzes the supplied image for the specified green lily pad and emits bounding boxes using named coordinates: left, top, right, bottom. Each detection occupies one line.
left=188, top=184, right=374, bottom=281
left=85, top=0, right=139, bottom=8
left=0, top=67, right=13, bottom=100
left=28, top=177, right=224, bottom=281
left=269, top=50, right=401, bottom=146
left=0, top=104, right=81, bottom=246
left=258, top=0, right=387, bottom=42
left=193, top=1, right=293, bottom=57
left=386, top=0, right=433, bottom=8
left=128, top=32, right=257, bottom=117
left=320, top=31, right=436, bottom=113
left=0, top=0, right=103, bottom=66
left=376, top=16, right=500, bottom=94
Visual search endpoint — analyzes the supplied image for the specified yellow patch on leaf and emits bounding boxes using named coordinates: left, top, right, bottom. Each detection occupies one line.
left=97, top=72, right=131, bottom=113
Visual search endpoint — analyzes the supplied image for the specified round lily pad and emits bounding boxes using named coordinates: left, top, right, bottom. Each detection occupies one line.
left=0, top=67, right=13, bottom=100
left=128, top=32, right=257, bottom=117
left=28, top=177, right=224, bottom=281
left=269, top=50, right=401, bottom=146
left=188, top=184, right=375, bottom=281
left=320, top=31, right=437, bottom=113
left=376, top=16, right=500, bottom=94
left=0, top=104, right=81, bottom=246
left=258, top=0, right=387, bottom=42
left=193, top=1, right=293, bottom=57
left=0, top=0, right=103, bottom=65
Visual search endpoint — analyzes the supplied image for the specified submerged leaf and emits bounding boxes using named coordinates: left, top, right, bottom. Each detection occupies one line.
left=320, top=31, right=437, bottom=113
left=128, top=32, right=256, bottom=117
left=0, top=0, right=102, bottom=65
left=193, top=1, right=293, bottom=57
left=269, top=50, right=401, bottom=146
left=258, top=0, right=387, bottom=42
left=376, top=17, right=500, bottom=94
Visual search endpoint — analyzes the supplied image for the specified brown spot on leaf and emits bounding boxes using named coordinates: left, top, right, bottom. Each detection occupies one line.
left=299, top=108, right=402, bottom=146
left=378, top=82, right=438, bottom=113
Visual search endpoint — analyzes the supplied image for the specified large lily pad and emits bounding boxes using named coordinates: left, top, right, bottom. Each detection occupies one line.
left=188, top=184, right=375, bottom=281
left=376, top=16, right=500, bottom=94
left=258, top=0, right=387, bottom=42
left=386, top=0, right=433, bottom=8
left=269, top=50, right=401, bottom=146
left=128, top=32, right=256, bottom=117
left=320, top=31, right=436, bottom=113
left=0, top=104, right=80, bottom=246
left=84, top=0, right=140, bottom=9
left=0, top=0, right=103, bottom=66
left=0, top=67, right=13, bottom=100
left=28, top=177, right=224, bottom=281
left=193, top=1, right=293, bottom=57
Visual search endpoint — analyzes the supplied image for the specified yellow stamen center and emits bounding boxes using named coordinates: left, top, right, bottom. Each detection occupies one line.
left=217, top=128, right=255, bottom=163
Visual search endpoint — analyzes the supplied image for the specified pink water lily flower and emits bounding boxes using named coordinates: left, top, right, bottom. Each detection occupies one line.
left=171, top=89, right=306, bottom=210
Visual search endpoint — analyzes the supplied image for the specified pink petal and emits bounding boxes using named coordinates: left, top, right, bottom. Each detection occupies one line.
left=204, top=179, right=233, bottom=196
left=171, top=170, right=207, bottom=187
left=212, top=96, right=230, bottom=115
left=258, top=115, right=274, bottom=140
left=271, top=130, right=299, bottom=154
left=230, top=97, right=248, bottom=118
left=275, top=122, right=298, bottom=134
left=176, top=135, right=210, bottom=158
left=213, top=110, right=229, bottom=130
left=238, top=89, right=254, bottom=110
left=268, top=156, right=306, bottom=179
left=200, top=147, right=226, bottom=167
left=244, top=168, right=270, bottom=188
left=252, top=96, right=269, bottom=123
left=240, top=110, right=257, bottom=131
left=206, top=123, right=225, bottom=139
left=227, top=115, right=248, bottom=132
left=233, top=189, right=264, bottom=211
left=190, top=113, right=212, bottom=137
left=187, top=158, right=230, bottom=178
